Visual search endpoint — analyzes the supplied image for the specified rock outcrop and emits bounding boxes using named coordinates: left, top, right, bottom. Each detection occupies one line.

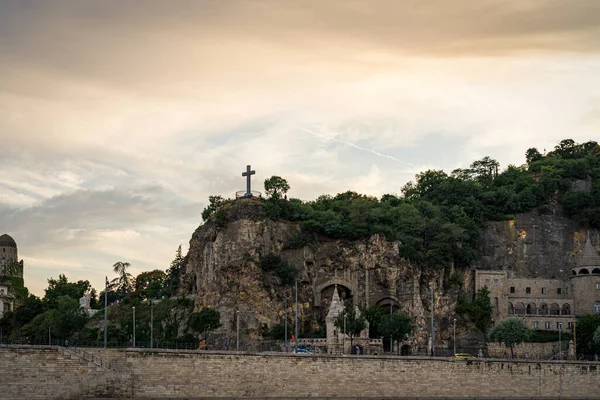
left=180, top=199, right=590, bottom=348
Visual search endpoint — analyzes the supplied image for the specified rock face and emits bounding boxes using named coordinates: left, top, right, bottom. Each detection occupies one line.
left=180, top=199, right=590, bottom=348
left=472, top=206, right=589, bottom=280
left=181, top=199, right=446, bottom=348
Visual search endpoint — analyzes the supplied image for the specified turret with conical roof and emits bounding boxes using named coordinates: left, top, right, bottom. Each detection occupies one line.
left=572, top=234, right=600, bottom=275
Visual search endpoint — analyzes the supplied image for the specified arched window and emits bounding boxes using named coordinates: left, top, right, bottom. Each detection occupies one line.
left=592, top=268, right=600, bottom=274
left=572, top=270, right=577, bottom=276
left=526, top=303, right=536, bottom=315
left=514, top=302, right=526, bottom=315
left=580, top=268, right=590, bottom=275
left=561, top=304, right=571, bottom=315
left=550, top=303, right=560, bottom=315
left=508, top=302, right=514, bottom=315
left=539, top=303, right=548, bottom=315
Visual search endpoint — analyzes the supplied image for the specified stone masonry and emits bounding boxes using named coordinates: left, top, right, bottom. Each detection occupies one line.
left=2, top=346, right=600, bottom=399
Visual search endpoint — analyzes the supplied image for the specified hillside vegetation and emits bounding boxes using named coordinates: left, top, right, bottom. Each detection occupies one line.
left=207, top=139, right=600, bottom=272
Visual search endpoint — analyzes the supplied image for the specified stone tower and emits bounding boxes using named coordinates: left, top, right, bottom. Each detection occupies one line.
left=570, top=232, right=600, bottom=315
left=326, top=285, right=345, bottom=353
left=0, top=233, right=23, bottom=317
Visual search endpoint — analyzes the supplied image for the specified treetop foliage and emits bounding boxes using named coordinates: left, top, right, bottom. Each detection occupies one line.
left=202, top=139, right=599, bottom=272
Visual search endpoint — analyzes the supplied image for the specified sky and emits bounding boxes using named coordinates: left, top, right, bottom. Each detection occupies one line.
left=1, top=0, right=599, bottom=297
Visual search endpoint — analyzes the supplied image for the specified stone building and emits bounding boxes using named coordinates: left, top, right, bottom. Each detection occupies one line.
left=475, top=233, right=600, bottom=331
left=0, top=233, right=24, bottom=318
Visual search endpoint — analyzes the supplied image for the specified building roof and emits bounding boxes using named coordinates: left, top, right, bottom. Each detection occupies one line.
left=0, top=234, right=16, bottom=248
left=576, top=234, right=600, bottom=268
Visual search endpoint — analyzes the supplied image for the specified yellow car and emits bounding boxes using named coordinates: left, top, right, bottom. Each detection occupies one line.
left=453, top=353, right=476, bottom=359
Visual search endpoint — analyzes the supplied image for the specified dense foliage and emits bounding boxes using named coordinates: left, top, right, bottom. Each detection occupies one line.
left=456, top=286, right=494, bottom=334
left=251, top=139, right=599, bottom=272
left=489, top=317, right=531, bottom=358
left=0, top=245, right=198, bottom=347
left=575, top=314, right=600, bottom=356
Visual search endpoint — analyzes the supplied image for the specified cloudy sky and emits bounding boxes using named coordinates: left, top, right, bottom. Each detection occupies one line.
left=1, top=0, right=599, bottom=297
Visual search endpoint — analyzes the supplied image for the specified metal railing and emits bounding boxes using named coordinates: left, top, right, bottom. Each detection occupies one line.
left=63, top=345, right=112, bottom=370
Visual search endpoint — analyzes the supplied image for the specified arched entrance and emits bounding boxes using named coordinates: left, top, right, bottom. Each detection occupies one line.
left=375, top=297, right=400, bottom=352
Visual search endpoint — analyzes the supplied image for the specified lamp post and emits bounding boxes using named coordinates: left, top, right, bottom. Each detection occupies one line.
left=150, top=298, right=154, bottom=349
left=132, top=306, right=136, bottom=348
left=430, top=283, right=435, bottom=357
left=236, top=310, right=240, bottom=351
left=558, top=322, right=562, bottom=361
left=343, top=312, right=347, bottom=354
left=294, top=280, right=299, bottom=352
left=104, top=276, right=108, bottom=350
left=284, top=299, right=288, bottom=352
left=453, top=318, right=457, bottom=356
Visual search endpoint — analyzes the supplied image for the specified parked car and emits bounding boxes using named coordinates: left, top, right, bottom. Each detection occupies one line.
left=453, top=353, right=476, bottom=359
left=293, top=344, right=313, bottom=354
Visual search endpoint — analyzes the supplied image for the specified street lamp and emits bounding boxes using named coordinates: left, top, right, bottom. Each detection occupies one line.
left=558, top=322, right=562, bottom=361
left=150, top=298, right=154, bottom=349
left=236, top=310, right=240, bottom=351
left=430, top=283, right=435, bottom=357
left=284, top=299, right=288, bottom=353
left=294, top=280, right=299, bottom=352
left=453, top=318, right=457, bottom=356
left=132, top=306, right=136, bottom=348
left=343, top=312, right=347, bottom=355
left=104, top=276, right=108, bottom=350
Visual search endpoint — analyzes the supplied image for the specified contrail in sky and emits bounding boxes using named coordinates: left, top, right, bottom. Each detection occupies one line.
left=302, top=128, right=413, bottom=166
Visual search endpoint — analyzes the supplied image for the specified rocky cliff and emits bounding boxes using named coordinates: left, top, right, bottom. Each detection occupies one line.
left=472, top=205, right=594, bottom=280
left=180, top=198, right=592, bottom=348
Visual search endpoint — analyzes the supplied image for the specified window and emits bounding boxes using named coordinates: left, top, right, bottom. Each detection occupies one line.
left=494, top=279, right=500, bottom=285
left=568, top=322, right=574, bottom=329
left=566, top=286, right=569, bottom=294
left=556, top=322, right=562, bottom=330
left=545, top=321, right=551, bottom=329
left=542, top=287, right=547, bottom=294
left=494, top=297, right=499, bottom=312
left=557, top=288, right=562, bottom=295
left=510, top=286, right=515, bottom=293
left=485, top=279, right=490, bottom=285
left=526, top=287, right=531, bottom=294
left=594, top=302, right=600, bottom=314
left=596, top=283, right=600, bottom=290
left=533, top=321, right=539, bottom=329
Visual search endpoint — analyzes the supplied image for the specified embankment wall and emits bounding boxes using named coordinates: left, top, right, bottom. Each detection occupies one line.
left=1, top=346, right=599, bottom=399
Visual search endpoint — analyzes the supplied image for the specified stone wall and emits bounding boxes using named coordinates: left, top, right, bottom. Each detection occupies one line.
left=3, top=346, right=600, bottom=399
left=487, top=341, right=566, bottom=359
left=0, top=346, right=129, bottom=400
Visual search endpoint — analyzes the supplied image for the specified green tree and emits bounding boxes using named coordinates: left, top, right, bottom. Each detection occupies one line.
left=362, top=305, right=386, bottom=339
left=593, top=326, right=600, bottom=347
left=575, top=314, right=600, bottom=356
left=334, top=307, right=367, bottom=350
left=189, top=307, right=221, bottom=340
left=457, top=286, right=493, bottom=334
left=264, top=176, right=290, bottom=200
left=489, top=317, right=531, bottom=358
left=380, top=312, right=414, bottom=354
left=201, top=195, right=226, bottom=221
left=165, top=245, right=184, bottom=296
left=44, top=274, right=90, bottom=308
left=525, top=148, right=543, bottom=164
left=111, top=261, right=133, bottom=297
left=134, top=270, right=166, bottom=299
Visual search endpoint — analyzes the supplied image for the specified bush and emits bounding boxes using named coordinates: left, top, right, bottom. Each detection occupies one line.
left=259, top=254, right=297, bottom=286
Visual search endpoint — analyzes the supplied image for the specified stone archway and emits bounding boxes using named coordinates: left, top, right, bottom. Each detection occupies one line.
left=314, top=279, right=355, bottom=307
